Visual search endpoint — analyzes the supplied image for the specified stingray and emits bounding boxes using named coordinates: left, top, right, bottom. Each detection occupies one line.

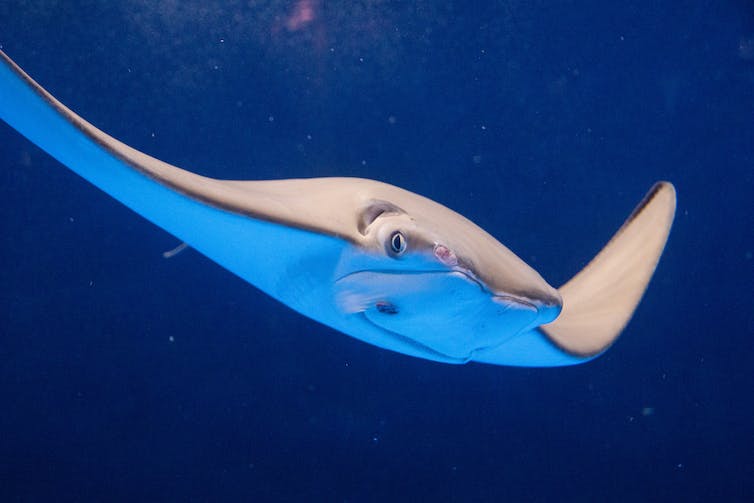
left=0, top=50, right=675, bottom=367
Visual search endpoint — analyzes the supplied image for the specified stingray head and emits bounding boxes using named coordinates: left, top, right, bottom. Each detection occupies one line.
left=334, top=199, right=562, bottom=361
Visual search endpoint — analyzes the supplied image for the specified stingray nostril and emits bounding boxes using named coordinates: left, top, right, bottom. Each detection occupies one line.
left=376, top=302, right=399, bottom=315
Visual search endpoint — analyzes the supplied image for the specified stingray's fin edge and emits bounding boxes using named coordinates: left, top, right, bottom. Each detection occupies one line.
left=471, top=328, right=594, bottom=367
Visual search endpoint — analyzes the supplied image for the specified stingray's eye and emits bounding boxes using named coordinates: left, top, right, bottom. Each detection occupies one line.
left=389, top=231, right=407, bottom=255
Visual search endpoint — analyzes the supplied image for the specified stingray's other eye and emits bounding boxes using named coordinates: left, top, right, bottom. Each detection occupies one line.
left=389, top=231, right=407, bottom=255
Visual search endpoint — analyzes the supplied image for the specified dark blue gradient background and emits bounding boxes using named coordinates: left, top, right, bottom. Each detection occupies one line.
left=1, top=2, right=752, bottom=501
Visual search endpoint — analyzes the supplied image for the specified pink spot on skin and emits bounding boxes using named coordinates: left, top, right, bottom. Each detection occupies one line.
left=286, top=0, right=316, bottom=32
left=434, top=244, right=458, bottom=266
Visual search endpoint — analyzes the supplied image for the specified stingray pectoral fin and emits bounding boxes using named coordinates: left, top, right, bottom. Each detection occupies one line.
left=0, top=50, right=348, bottom=301
left=473, top=182, right=676, bottom=367
left=542, top=181, right=677, bottom=357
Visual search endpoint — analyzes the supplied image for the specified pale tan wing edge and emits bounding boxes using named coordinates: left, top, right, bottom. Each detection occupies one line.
left=541, top=182, right=676, bottom=357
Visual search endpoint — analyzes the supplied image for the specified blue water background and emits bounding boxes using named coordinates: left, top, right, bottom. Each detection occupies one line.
left=1, top=1, right=752, bottom=501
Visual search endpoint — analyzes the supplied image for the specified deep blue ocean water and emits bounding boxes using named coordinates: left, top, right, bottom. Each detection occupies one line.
left=1, top=1, right=752, bottom=501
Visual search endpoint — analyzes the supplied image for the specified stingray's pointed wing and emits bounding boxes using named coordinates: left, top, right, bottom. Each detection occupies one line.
left=0, top=50, right=355, bottom=301
left=541, top=182, right=676, bottom=356
left=474, top=182, right=676, bottom=367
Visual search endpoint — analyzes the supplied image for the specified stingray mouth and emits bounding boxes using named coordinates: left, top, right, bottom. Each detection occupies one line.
left=370, top=293, right=543, bottom=320
left=333, top=267, right=479, bottom=315
left=334, top=267, right=550, bottom=318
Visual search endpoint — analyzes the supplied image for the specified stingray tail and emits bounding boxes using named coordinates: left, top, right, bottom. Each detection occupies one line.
left=540, top=182, right=676, bottom=358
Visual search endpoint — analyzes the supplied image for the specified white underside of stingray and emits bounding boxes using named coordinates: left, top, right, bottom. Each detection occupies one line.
left=0, top=50, right=676, bottom=367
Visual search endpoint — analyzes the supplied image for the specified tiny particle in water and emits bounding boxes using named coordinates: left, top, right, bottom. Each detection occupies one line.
left=168, top=335, right=175, bottom=343
left=268, top=115, right=274, bottom=122
left=387, top=115, right=397, bottom=124
left=69, top=216, right=74, bottom=222
left=739, top=37, right=754, bottom=61
left=641, top=406, right=655, bottom=416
